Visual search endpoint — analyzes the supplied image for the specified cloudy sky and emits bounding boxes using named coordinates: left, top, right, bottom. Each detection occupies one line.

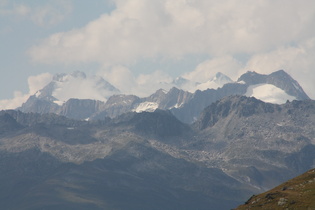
left=1, top=0, right=315, bottom=109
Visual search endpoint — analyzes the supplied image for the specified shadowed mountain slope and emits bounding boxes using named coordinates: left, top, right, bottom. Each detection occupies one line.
left=1, top=96, right=315, bottom=209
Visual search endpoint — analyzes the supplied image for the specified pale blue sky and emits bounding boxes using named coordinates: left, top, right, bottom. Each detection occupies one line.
left=0, top=0, right=115, bottom=99
left=1, top=0, right=315, bottom=109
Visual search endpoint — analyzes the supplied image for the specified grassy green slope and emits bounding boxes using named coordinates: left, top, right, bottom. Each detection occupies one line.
left=235, top=168, right=315, bottom=210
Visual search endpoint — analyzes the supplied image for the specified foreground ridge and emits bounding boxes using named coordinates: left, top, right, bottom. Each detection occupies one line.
left=235, top=168, right=315, bottom=209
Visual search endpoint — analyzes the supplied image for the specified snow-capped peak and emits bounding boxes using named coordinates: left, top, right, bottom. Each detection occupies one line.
left=172, top=77, right=199, bottom=93
left=52, top=71, right=87, bottom=83
left=173, top=77, right=190, bottom=87
left=35, top=71, right=120, bottom=105
left=212, top=72, right=233, bottom=85
left=174, top=72, right=233, bottom=92
left=238, top=70, right=309, bottom=101
left=195, top=72, right=233, bottom=91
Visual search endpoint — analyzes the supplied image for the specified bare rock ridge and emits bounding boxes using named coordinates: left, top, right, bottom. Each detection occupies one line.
left=113, top=109, right=190, bottom=138
left=190, top=96, right=315, bottom=191
left=195, top=96, right=279, bottom=130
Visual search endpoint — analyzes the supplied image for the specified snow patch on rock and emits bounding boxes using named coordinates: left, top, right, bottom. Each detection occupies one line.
left=134, top=102, right=159, bottom=113
left=246, top=84, right=296, bottom=104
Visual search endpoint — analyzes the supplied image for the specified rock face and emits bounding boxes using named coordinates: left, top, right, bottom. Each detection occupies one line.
left=235, top=168, right=315, bottom=209
left=114, top=109, right=190, bottom=138
left=171, top=83, right=248, bottom=123
left=91, top=94, right=141, bottom=119
left=17, top=70, right=310, bottom=124
left=172, top=70, right=309, bottom=123
left=19, top=95, right=60, bottom=113
left=58, top=98, right=106, bottom=120
left=191, top=96, right=315, bottom=190
left=0, top=112, right=24, bottom=134
left=0, top=108, right=253, bottom=210
left=195, top=96, right=278, bottom=129
left=1, top=96, right=315, bottom=209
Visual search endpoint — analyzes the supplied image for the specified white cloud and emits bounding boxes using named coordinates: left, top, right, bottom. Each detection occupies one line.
left=0, top=73, right=53, bottom=110
left=137, top=71, right=162, bottom=86
left=137, top=71, right=173, bottom=96
left=98, top=66, right=138, bottom=95
left=31, top=2, right=72, bottom=27
left=182, top=56, right=242, bottom=83
left=21, top=0, right=315, bottom=100
left=0, top=2, right=29, bottom=16
left=0, top=0, right=72, bottom=27
left=0, top=91, right=30, bottom=110
left=14, top=4, right=30, bottom=16
left=28, top=72, right=53, bottom=95
left=0, top=71, right=124, bottom=110
left=52, top=73, right=119, bottom=103
left=99, top=66, right=173, bottom=97
left=29, top=0, right=315, bottom=65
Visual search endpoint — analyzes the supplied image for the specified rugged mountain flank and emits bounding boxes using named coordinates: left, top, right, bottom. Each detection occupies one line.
left=1, top=96, right=315, bottom=209
left=195, top=96, right=278, bottom=130
left=190, top=96, right=315, bottom=190
left=0, top=108, right=254, bottom=210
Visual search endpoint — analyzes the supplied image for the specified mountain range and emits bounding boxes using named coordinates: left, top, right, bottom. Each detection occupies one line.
left=1, top=94, right=315, bottom=209
left=18, top=70, right=309, bottom=124
left=1, top=69, right=314, bottom=209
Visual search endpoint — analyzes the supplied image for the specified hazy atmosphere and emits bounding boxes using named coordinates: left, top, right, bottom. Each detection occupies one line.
left=1, top=0, right=315, bottom=109
left=1, top=1, right=315, bottom=209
